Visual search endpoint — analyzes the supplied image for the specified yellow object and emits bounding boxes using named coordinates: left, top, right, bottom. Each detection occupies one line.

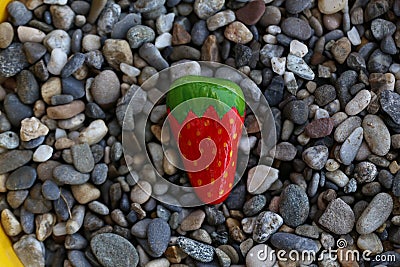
left=0, top=225, right=23, bottom=267
left=0, top=0, right=13, bottom=22
left=0, top=2, right=25, bottom=267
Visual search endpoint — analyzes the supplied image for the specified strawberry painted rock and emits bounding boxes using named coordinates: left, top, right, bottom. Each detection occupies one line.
left=166, top=75, right=245, bottom=204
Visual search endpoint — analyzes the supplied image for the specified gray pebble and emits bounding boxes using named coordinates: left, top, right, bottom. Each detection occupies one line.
left=314, top=85, right=336, bottom=106
left=51, top=94, right=74, bottom=105
left=16, top=70, right=39, bottom=104
left=53, top=164, right=90, bottom=185
left=279, top=184, right=309, bottom=227
left=6, top=166, right=37, bottom=190
left=65, top=234, right=88, bottom=250
left=41, top=180, right=60, bottom=200
left=281, top=17, right=312, bottom=40
left=252, top=211, right=283, bottom=243
left=371, top=18, right=396, bottom=40
left=127, top=25, right=155, bottom=49
left=283, top=100, right=309, bottom=125
left=286, top=54, right=315, bottom=80
left=91, top=233, right=139, bottom=267
left=286, top=0, right=311, bottom=14
left=368, top=49, right=392, bottom=73
left=131, top=218, right=151, bottom=238
left=22, top=42, right=46, bottom=64
left=0, top=131, right=19, bottom=150
left=61, top=53, right=86, bottom=78
left=134, top=0, right=166, bottom=13
left=243, top=195, right=266, bottom=217
left=20, top=207, right=34, bottom=234
left=139, top=43, right=169, bottom=70
left=339, top=127, right=363, bottom=165
left=318, top=198, right=355, bottom=234
left=111, top=13, right=142, bottom=39
left=71, top=143, right=95, bottom=173
left=7, top=1, right=32, bottom=26
left=97, top=3, right=121, bottom=36
left=205, top=206, right=225, bottom=225
left=270, top=232, right=319, bottom=252
left=147, top=218, right=171, bottom=257
left=85, top=50, right=104, bottom=69
left=0, top=43, right=29, bottom=78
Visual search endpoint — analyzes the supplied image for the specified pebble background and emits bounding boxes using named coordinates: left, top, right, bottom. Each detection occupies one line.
left=0, top=0, right=400, bottom=266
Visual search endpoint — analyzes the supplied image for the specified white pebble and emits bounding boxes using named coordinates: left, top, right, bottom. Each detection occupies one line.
left=347, top=27, right=361, bottom=46
left=120, top=63, right=141, bottom=77
left=47, top=48, right=67, bottom=75
left=267, top=25, right=281, bottom=35
left=271, top=57, right=286, bottom=75
left=290, top=40, right=308, bottom=58
left=33, top=145, right=53, bottom=162
left=262, top=34, right=277, bottom=44
left=155, top=33, right=172, bottom=49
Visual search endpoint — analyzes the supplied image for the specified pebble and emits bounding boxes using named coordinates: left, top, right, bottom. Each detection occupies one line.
left=41, top=180, right=60, bottom=201
left=281, top=17, right=312, bottom=41
left=1, top=209, right=22, bottom=236
left=235, top=0, right=265, bottom=25
left=318, top=198, right=355, bottom=234
left=127, top=25, right=156, bottom=49
left=147, top=218, right=171, bottom=257
left=318, top=0, right=346, bottom=14
left=345, top=89, right=371, bottom=115
left=50, top=5, right=75, bottom=31
left=252, top=211, right=283, bottom=243
left=283, top=100, right=309, bottom=124
left=78, top=120, right=108, bottom=145
left=0, top=131, right=19, bottom=150
left=279, top=184, right=309, bottom=227
left=47, top=100, right=85, bottom=120
left=180, top=210, right=205, bottom=231
left=156, top=13, right=174, bottom=34
left=286, top=54, right=315, bottom=80
left=354, top=162, right=378, bottom=183
left=303, top=145, right=329, bottom=170
left=246, top=244, right=276, bottom=267
left=305, top=118, right=334, bottom=138
left=357, top=233, right=383, bottom=254
left=130, top=180, right=151, bottom=204
left=314, top=85, right=337, bottom=106
left=270, top=232, right=319, bottom=252
left=371, top=19, right=396, bottom=41
left=177, top=236, right=214, bottom=262
left=172, top=24, right=191, bottom=45
left=207, top=10, right=235, bottom=31
left=331, top=37, right=351, bottom=64
left=134, top=0, right=165, bottom=13
left=53, top=164, right=90, bottom=185
left=286, top=0, right=311, bottom=14
left=97, top=3, right=121, bottom=36
left=47, top=48, right=68, bottom=75
left=243, top=195, right=266, bottom=217
left=111, top=13, right=141, bottom=39
left=356, top=193, right=393, bottom=234
left=247, top=165, right=279, bottom=194
left=334, top=116, right=362, bottom=142
left=381, top=90, right=400, bottom=125
left=368, top=49, right=392, bottom=73
left=0, top=43, right=29, bottom=78
left=91, top=70, right=120, bottom=108
left=362, top=114, right=391, bottom=156
left=13, top=235, right=45, bottom=267
left=139, top=43, right=169, bottom=71
left=347, top=27, right=361, bottom=46
left=289, top=40, right=308, bottom=58
left=33, top=145, right=53, bottom=162
left=224, top=22, right=253, bottom=44
left=271, top=57, right=286, bottom=75
left=339, top=127, right=363, bottom=165
left=20, top=117, right=49, bottom=142
left=7, top=1, right=32, bottom=26
left=91, top=233, right=139, bottom=267
left=71, top=143, right=94, bottom=173
left=271, top=142, right=297, bottom=161
left=0, top=150, right=33, bottom=175
left=191, top=20, right=209, bottom=46
left=194, top=0, right=224, bottom=19
left=0, top=22, right=14, bottom=49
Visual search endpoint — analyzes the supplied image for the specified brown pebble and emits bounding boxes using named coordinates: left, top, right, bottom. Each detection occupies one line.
left=331, top=37, right=351, bottom=64
left=172, top=24, right=191, bottom=45
left=259, top=6, right=281, bottom=27
left=235, top=0, right=266, bottom=25
left=224, top=22, right=253, bottom=44
left=201, top=35, right=220, bottom=62
left=46, top=100, right=85, bottom=120
left=305, top=118, right=334, bottom=138
left=323, top=13, right=342, bottom=30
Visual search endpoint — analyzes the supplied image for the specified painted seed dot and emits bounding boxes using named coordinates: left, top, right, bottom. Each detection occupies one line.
left=229, top=183, right=233, bottom=188
left=218, top=129, right=222, bottom=135
left=211, top=178, right=215, bottom=184
left=187, top=140, right=192, bottom=146
left=232, top=161, right=235, bottom=167
left=229, top=150, right=233, bottom=157
left=197, top=179, right=202, bottom=185
left=207, top=192, right=212, bottom=198
left=233, top=133, right=238, bottom=139
left=223, top=172, right=228, bottom=178
left=219, top=189, right=224, bottom=195
left=196, top=130, right=201, bottom=136
left=218, top=161, right=222, bottom=167
left=194, top=160, right=198, bottom=166
left=223, top=142, right=228, bottom=148
left=229, top=119, right=234, bottom=124
left=186, top=124, right=190, bottom=129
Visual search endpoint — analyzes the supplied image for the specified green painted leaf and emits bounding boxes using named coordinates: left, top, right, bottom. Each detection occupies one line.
left=166, top=75, right=245, bottom=123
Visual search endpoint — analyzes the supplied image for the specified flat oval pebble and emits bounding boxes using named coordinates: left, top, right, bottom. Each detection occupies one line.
left=345, top=89, right=371, bottom=115
left=6, top=166, right=37, bottom=190
left=91, top=233, right=139, bottom=267
left=362, top=114, right=391, bottom=156
left=339, top=127, right=363, bottom=165
left=235, top=0, right=265, bottom=25
left=53, top=164, right=90, bottom=185
left=247, top=165, right=279, bottom=194
left=246, top=244, right=276, bottom=267
left=0, top=22, right=14, bottom=49
left=147, top=218, right=171, bottom=257
left=334, top=116, right=362, bottom=142
left=270, top=232, right=319, bottom=252
left=194, top=0, right=224, bottom=19
left=305, top=118, right=334, bottom=138
left=279, top=184, right=309, bottom=227
left=127, top=25, right=155, bottom=49
left=0, top=150, right=33, bottom=175
left=356, top=193, right=393, bottom=234
left=224, top=22, right=253, bottom=44
left=281, top=17, right=312, bottom=41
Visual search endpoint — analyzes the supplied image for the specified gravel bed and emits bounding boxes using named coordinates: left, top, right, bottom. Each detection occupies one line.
left=0, top=0, right=400, bottom=266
